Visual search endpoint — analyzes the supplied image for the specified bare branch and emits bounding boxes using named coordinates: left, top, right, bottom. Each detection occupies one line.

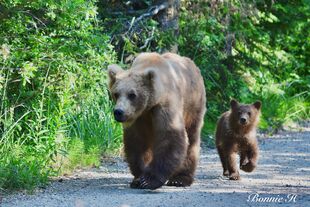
left=127, top=2, right=168, bottom=33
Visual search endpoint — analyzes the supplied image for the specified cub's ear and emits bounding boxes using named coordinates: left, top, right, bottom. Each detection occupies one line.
left=253, top=101, right=262, bottom=110
left=230, top=99, right=239, bottom=109
left=107, top=64, right=123, bottom=88
left=144, top=68, right=156, bottom=84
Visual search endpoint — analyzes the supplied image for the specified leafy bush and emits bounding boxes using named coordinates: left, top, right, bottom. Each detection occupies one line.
left=97, top=0, right=309, bottom=141
left=177, top=0, right=309, bottom=137
left=99, top=0, right=309, bottom=140
left=0, top=0, right=121, bottom=190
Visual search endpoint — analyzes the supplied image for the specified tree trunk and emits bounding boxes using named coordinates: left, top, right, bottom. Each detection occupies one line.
left=153, top=0, right=180, bottom=53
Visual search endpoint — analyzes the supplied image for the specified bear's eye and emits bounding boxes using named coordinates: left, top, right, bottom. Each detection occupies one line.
left=128, top=93, right=136, bottom=100
left=248, top=112, right=251, bottom=116
left=113, top=92, right=119, bottom=99
left=238, top=111, right=242, bottom=116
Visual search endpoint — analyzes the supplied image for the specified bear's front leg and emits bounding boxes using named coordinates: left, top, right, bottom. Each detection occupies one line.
left=138, top=108, right=187, bottom=190
left=217, top=145, right=229, bottom=176
left=240, top=142, right=259, bottom=173
left=227, top=151, right=240, bottom=180
left=123, top=128, right=148, bottom=188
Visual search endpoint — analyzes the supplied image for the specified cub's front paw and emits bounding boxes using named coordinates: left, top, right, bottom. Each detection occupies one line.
left=138, top=174, right=165, bottom=190
left=223, top=170, right=229, bottom=176
left=240, top=161, right=256, bottom=172
left=229, top=172, right=240, bottom=180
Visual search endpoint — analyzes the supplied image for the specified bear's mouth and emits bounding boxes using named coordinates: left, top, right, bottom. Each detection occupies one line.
left=113, top=109, right=128, bottom=122
left=115, top=116, right=127, bottom=122
left=239, top=121, right=248, bottom=125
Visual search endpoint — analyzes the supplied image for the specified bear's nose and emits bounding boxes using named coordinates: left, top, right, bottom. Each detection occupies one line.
left=240, top=118, right=247, bottom=124
left=114, top=109, right=125, bottom=122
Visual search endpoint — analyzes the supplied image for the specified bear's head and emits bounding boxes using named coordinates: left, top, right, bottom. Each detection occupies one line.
left=107, top=64, right=156, bottom=124
left=230, top=99, right=262, bottom=127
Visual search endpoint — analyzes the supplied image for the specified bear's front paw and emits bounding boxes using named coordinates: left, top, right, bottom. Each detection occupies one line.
left=223, top=170, right=229, bottom=176
left=130, top=178, right=141, bottom=189
left=138, top=174, right=165, bottom=190
left=240, top=161, right=256, bottom=172
left=229, top=172, right=240, bottom=180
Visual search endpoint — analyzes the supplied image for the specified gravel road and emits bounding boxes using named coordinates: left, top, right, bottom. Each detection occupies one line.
left=1, top=129, right=310, bottom=207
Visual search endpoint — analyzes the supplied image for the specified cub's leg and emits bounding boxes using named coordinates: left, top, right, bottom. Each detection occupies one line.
left=227, top=146, right=240, bottom=180
left=240, top=141, right=259, bottom=172
left=217, top=145, right=229, bottom=176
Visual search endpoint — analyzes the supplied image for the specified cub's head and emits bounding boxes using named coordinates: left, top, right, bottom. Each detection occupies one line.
left=107, top=64, right=156, bottom=124
left=230, top=99, right=262, bottom=127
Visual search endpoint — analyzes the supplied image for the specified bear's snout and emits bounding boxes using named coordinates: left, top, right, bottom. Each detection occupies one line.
left=240, top=117, right=247, bottom=125
left=114, top=109, right=126, bottom=122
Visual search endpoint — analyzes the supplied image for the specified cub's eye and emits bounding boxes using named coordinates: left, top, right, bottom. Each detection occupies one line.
left=238, top=111, right=242, bottom=115
left=248, top=112, right=251, bottom=116
left=113, top=93, right=119, bottom=99
left=128, top=93, right=136, bottom=100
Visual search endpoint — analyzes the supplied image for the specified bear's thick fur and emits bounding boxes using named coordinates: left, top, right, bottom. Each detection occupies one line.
left=215, top=99, right=261, bottom=180
left=108, top=52, right=206, bottom=189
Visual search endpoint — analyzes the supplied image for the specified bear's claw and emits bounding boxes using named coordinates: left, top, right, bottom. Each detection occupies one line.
left=167, top=175, right=193, bottom=187
left=229, top=172, right=240, bottom=180
left=137, top=175, right=164, bottom=190
left=130, top=178, right=140, bottom=188
left=223, top=170, right=229, bottom=176
left=167, top=180, right=184, bottom=187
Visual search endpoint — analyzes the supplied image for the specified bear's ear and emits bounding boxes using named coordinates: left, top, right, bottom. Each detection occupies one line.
left=253, top=101, right=262, bottom=110
left=107, top=64, right=123, bottom=88
left=230, top=99, right=239, bottom=109
left=144, top=69, right=156, bottom=84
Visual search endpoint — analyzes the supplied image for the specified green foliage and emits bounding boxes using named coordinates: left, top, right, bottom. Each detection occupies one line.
left=100, top=0, right=309, bottom=142
left=0, top=0, right=121, bottom=191
left=177, top=0, right=309, bottom=138
left=65, top=89, right=122, bottom=154
left=58, top=139, right=101, bottom=173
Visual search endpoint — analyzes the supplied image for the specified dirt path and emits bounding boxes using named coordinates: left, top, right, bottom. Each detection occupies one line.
left=1, top=129, right=310, bottom=207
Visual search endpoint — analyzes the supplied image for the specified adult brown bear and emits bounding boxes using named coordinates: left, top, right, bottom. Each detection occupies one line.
left=107, top=52, right=206, bottom=189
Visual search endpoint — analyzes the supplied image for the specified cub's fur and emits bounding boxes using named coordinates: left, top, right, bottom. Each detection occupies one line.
left=215, top=99, right=261, bottom=180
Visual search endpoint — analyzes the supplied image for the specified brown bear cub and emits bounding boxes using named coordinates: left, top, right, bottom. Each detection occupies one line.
left=107, top=52, right=206, bottom=190
left=215, top=99, right=261, bottom=180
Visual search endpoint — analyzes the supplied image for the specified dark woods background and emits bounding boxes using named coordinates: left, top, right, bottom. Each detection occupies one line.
left=0, top=0, right=309, bottom=190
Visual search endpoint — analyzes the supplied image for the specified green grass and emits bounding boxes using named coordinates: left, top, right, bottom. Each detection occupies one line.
left=259, top=94, right=309, bottom=132
left=0, top=69, right=122, bottom=192
left=0, top=96, right=122, bottom=192
left=57, top=93, right=123, bottom=174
